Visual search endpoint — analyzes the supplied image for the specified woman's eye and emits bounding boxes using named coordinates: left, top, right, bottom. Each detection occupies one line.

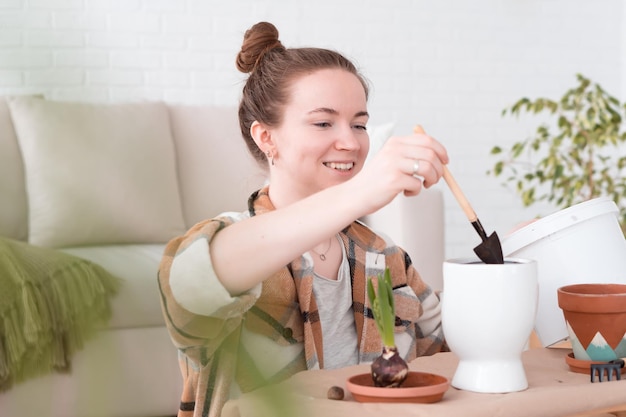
left=314, top=122, right=331, bottom=128
left=354, top=124, right=367, bottom=131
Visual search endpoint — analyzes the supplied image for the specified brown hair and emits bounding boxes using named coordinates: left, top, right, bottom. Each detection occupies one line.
left=236, top=21, right=369, bottom=166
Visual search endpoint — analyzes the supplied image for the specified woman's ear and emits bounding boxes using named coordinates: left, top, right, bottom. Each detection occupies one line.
left=250, top=121, right=275, bottom=153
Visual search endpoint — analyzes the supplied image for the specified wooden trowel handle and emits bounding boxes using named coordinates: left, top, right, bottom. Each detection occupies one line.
left=441, top=166, right=478, bottom=223
left=413, top=125, right=477, bottom=222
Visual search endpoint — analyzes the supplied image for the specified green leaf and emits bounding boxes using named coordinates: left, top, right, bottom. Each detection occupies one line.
left=534, top=99, right=545, bottom=113
left=384, top=268, right=395, bottom=315
left=554, top=164, right=564, bottom=178
left=367, top=277, right=384, bottom=337
left=494, top=161, right=504, bottom=176
left=512, top=142, right=526, bottom=158
left=367, top=269, right=396, bottom=347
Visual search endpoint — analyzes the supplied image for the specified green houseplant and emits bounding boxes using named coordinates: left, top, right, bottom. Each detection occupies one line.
left=489, top=74, right=626, bottom=233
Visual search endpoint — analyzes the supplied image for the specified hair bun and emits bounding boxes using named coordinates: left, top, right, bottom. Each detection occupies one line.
left=236, top=21, right=284, bottom=73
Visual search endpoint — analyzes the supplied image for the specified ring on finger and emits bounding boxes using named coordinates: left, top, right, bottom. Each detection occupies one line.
left=412, top=160, right=420, bottom=176
left=412, top=160, right=425, bottom=182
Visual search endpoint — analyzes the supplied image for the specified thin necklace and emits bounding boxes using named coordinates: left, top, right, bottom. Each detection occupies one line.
left=311, top=236, right=334, bottom=261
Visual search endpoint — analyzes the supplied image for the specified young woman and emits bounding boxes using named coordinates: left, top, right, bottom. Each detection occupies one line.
left=159, top=21, right=449, bottom=417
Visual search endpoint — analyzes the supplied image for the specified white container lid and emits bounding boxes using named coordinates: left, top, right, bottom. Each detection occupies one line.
left=502, top=197, right=619, bottom=256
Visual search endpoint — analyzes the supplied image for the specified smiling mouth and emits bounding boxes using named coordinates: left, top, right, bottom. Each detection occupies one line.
left=324, top=162, right=355, bottom=171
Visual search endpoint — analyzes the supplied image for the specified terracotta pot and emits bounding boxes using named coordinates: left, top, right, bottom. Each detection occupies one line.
left=557, top=283, right=626, bottom=361
left=345, top=372, right=449, bottom=404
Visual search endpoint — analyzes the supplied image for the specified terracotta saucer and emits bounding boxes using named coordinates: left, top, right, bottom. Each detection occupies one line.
left=565, top=351, right=626, bottom=375
left=346, top=371, right=450, bottom=403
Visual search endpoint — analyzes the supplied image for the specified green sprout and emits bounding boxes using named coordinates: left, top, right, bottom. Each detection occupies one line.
left=367, top=268, right=396, bottom=348
left=366, top=267, right=408, bottom=388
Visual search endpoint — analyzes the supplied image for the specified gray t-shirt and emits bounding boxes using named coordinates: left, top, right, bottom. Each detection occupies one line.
left=311, top=236, right=359, bottom=369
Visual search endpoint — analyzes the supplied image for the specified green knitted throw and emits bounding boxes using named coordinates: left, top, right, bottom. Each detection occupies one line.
left=0, top=237, right=121, bottom=391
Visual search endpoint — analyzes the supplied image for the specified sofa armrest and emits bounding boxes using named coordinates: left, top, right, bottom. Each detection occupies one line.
left=361, top=187, right=444, bottom=291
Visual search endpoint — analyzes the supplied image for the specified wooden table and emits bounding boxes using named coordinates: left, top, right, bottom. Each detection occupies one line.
left=222, top=348, right=626, bottom=417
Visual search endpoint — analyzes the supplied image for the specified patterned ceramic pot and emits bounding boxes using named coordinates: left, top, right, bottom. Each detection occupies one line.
left=558, top=283, right=626, bottom=361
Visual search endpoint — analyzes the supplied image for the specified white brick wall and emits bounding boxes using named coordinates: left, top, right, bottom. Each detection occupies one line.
left=0, top=0, right=624, bottom=260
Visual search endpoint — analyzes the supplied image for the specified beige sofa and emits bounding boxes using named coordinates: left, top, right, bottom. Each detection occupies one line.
left=0, top=96, right=444, bottom=417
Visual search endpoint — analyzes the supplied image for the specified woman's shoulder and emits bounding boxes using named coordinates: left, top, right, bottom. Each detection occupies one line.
left=345, top=220, right=398, bottom=251
left=163, top=210, right=251, bottom=257
left=216, top=210, right=251, bottom=223
left=186, top=210, right=250, bottom=233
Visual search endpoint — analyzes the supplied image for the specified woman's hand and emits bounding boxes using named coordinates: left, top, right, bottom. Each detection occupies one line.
left=350, top=129, right=449, bottom=215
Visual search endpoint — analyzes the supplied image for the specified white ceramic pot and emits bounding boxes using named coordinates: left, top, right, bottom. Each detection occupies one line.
left=442, top=258, right=538, bottom=393
left=502, top=197, right=626, bottom=347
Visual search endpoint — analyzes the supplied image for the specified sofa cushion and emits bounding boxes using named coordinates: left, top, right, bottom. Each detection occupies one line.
left=61, top=244, right=167, bottom=329
left=168, top=104, right=266, bottom=228
left=8, top=97, right=187, bottom=247
left=0, top=98, right=28, bottom=241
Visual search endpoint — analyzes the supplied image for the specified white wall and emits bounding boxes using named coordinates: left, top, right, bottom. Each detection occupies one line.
left=0, top=0, right=623, bottom=259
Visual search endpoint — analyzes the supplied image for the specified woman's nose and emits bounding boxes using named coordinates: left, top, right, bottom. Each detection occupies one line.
left=335, top=126, right=361, bottom=150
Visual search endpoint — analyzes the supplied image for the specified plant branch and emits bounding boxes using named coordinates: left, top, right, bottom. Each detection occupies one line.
left=490, top=73, right=626, bottom=234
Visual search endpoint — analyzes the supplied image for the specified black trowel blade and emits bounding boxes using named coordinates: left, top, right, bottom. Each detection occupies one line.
left=473, top=232, right=504, bottom=264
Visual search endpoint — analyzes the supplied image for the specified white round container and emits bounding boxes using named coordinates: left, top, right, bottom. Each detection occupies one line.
left=502, top=197, right=626, bottom=347
left=442, top=258, right=538, bottom=393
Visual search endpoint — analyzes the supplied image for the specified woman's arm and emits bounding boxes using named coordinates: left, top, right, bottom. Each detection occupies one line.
left=210, top=132, right=449, bottom=296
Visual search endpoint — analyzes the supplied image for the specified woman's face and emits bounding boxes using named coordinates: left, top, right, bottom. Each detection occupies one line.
left=268, top=68, right=370, bottom=202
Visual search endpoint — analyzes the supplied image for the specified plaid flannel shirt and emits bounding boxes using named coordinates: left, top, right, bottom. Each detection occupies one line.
left=158, top=187, right=445, bottom=417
